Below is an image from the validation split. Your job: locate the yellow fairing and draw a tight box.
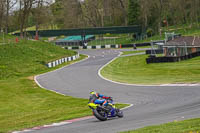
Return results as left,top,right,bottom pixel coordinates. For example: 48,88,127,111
88,103,98,109
108,103,115,108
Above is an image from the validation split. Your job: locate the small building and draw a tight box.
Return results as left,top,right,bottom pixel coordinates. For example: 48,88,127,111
55,35,95,46
163,36,200,57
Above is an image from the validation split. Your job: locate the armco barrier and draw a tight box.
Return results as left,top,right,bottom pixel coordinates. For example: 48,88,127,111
46,53,80,68
64,41,166,50
146,51,200,64
146,49,164,54
65,43,150,50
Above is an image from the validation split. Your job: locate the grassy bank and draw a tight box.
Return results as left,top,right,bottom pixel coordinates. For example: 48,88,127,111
122,118,200,133
0,39,76,79
0,35,128,132
101,54,200,85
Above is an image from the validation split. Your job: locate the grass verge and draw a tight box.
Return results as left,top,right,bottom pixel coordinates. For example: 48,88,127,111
101,54,200,85
121,118,200,133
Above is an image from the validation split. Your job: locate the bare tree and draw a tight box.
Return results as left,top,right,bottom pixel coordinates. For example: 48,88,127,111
19,0,36,38
5,0,17,33
117,0,128,26
80,0,103,27
0,0,5,31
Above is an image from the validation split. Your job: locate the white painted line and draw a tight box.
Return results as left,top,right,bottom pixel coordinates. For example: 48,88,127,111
52,61,56,67
72,56,76,60
59,59,62,64
98,52,200,87
87,46,92,49
105,45,111,48
65,57,68,62
121,103,134,110
43,125,52,128
68,57,71,61
48,63,52,68
96,45,101,49
34,54,90,97
52,122,71,126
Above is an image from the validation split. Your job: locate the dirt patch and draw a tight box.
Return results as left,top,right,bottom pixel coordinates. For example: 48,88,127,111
27,76,34,81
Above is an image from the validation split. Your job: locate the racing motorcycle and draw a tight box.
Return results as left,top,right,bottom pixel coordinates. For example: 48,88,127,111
88,98,123,121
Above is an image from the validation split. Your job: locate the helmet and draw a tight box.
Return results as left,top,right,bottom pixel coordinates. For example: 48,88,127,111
90,91,97,95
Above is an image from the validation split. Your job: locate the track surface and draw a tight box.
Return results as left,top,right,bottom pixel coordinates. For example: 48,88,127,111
34,49,200,133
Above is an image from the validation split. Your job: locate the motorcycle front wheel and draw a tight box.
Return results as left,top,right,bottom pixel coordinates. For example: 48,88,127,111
93,109,107,121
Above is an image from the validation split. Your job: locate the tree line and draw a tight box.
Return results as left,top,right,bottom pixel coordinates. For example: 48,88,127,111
0,0,200,37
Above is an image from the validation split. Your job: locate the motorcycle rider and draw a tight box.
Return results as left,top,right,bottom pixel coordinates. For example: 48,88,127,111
89,91,112,109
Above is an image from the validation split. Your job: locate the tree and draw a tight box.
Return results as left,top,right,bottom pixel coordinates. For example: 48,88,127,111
128,0,140,25
117,0,128,26
0,0,5,31
18,0,36,38
32,0,52,39
5,0,17,33
80,0,103,27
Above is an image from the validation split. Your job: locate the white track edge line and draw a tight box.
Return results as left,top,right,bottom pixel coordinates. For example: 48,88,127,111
98,52,200,87
121,103,134,110
34,54,90,96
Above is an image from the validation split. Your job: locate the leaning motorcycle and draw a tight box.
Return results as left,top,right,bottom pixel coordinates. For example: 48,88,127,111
88,99,123,121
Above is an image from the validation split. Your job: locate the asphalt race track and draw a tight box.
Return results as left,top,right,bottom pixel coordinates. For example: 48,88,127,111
34,49,200,133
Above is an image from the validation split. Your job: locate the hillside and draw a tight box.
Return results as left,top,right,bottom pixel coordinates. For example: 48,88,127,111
0,36,76,79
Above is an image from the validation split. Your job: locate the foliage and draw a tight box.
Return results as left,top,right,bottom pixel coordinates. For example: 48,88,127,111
1,0,200,37
128,0,140,25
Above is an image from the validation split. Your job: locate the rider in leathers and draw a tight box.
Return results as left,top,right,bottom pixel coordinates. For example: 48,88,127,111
89,91,111,108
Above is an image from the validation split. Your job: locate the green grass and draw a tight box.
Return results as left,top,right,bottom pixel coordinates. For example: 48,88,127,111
0,34,17,44
0,35,128,133
0,38,76,79
11,24,59,34
88,37,133,46
121,118,200,133
0,75,91,132
101,54,200,85
122,50,145,56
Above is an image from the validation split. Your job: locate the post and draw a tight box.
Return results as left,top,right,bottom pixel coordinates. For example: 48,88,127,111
184,42,188,55
2,29,5,44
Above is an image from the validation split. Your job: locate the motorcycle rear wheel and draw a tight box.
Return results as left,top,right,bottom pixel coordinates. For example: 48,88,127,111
116,109,123,118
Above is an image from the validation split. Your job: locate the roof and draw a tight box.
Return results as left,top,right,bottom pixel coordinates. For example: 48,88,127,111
165,36,200,47
55,35,94,43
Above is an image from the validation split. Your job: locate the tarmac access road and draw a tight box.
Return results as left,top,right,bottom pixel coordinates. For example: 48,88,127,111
34,49,200,133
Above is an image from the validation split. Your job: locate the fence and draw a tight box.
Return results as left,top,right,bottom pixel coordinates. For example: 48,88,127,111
46,54,79,68
146,51,200,64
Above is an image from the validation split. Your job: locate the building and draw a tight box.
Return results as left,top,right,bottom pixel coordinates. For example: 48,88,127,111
55,35,95,46
164,36,200,57
146,35,200,64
